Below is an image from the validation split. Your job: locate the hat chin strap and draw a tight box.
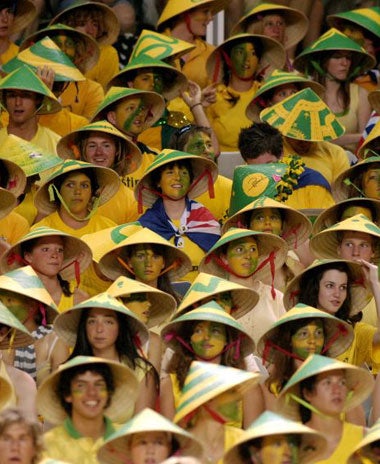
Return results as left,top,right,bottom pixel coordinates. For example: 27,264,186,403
48,184,100,222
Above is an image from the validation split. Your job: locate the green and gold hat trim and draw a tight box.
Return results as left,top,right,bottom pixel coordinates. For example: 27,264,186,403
310,214,380,264
92,86,165,129
284,258,372,316
0,226,92,281
0,65,61,115
107,55,188,101
107,275,177,328
231,2,308,49
257,303,353,360
34,159,120,217
174,360,261,424
56,120,142,177
293,28,375,77
37,355,139,424
53,292,149,348
129,29,196,62
50,1,120,46
161,300,255,355
0,188,16,220
260,87,345,142
98,227,192,282
0,299,33,349
207,33,286,84
157,0,227,30
327,7,380,40
347,418,380,464
224,411,327,464
246,69,325,122
11,0,37,34
98,408,204,464
21,23,100,73
4,37,85,82
277,354,374,422
0,134,62,178
175,271,259,320
135,148,218,209
223,196,312,248
0,265,58,323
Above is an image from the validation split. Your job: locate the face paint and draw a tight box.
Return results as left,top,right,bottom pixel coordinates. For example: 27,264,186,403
291,320,325,359
362,169,380,200
158,163,191,199
208,388,241,422
132,71,164,94
257,434,299,464
225,237,259,277
185,132,216,162
249,208,283,235
0,290,30,322
127,245,165,285
230,42,258,79
122,293,151,325
215,292,233,314
190,320,227,360
340,205,373,222
111,98,149,136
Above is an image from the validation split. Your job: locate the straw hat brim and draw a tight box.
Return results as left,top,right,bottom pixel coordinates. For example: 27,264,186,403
222,197,312,247
0,227,92,281
232,4,309,49
135,153,218,208
0,188,16,220
327,8,380,40
11,0,37,34
0,300,34,349
283,259,372,316
347,420,380,464
34,163,120,216
37,357,139,424
50,1,120,46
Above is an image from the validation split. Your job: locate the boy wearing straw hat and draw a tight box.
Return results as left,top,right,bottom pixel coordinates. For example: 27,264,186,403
39,356,139,464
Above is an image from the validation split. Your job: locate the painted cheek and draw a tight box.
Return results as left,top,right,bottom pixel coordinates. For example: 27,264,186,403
9,304,28,322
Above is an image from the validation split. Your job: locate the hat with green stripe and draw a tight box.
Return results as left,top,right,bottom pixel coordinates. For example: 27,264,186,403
0,65,61,115
107,275,177,328
260,87,345,142
92,86,165,129
129,29,196,62
56,120,142,177
161,300,255,355
174,360,261,424
0,226,92,281
347,417,380,464
21,23,100,73
257,303,354,361
0,299,33,349
53,291,149,348
246,69,325,122
98,408,204,464
224,411,327,464
356,115,380,159
277,354,374,421
0,265,58,324
175,271,259,320
293,28,375,78
135,148,218,208
327,7,380,40
3,37,85,82
107,55,188,101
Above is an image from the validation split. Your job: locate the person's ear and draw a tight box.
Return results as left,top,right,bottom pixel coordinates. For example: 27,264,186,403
107,110,117,125
220,253,228,265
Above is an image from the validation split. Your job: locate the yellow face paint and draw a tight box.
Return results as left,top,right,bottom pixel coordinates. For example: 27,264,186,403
190,320,227,360
362,168,380,200
291,320,325,360
225,237,259,277
258,434,299,464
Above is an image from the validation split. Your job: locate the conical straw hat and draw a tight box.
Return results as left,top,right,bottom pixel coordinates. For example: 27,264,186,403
0,300,33,349
260,87,345,142
50,1,120,46
0,65,61,115
0,188,16,220
347,418,380,464
327,7,380,40
246,69,325,122
0,373,15,413
98,408,204,464
174,360,261,424
0,156,26,198
277,354,374,421
0,227,92,281
56,120,142,177
224,410,327,464
98,227,192,281
231,2,308,49
107,275,177,328
175,272,259,320
37,355,139,424
33,159,120,216
223,196,312,248
283,258,372,317
135,148,218,208
11,0,37,34
257,303,354,360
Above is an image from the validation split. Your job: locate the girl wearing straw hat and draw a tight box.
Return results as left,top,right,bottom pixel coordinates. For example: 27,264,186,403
57,120,142,225
135,149,220,282
293,28,375,153
173,360,262,463
97,408,204,464
53,292,157,413
205,33,285,152
0,266,70,386
277,354,374,463
0,227,91,313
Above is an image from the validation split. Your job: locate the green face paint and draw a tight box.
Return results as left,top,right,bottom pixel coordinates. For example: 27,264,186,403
291,320,325,360
230,42,258,79
185,132,216,161
113,98,149,136
259,434,299,464
190,320,227,359
225,237,259,277
0,290,30,322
